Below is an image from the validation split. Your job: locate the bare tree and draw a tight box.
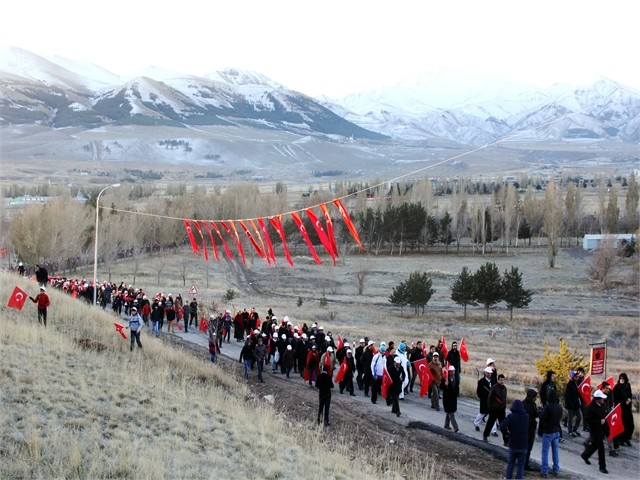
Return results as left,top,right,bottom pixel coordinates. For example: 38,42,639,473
605,184,620,233
355,258,372,295
542,180,564,268
587,235,620,289
625,173,639,230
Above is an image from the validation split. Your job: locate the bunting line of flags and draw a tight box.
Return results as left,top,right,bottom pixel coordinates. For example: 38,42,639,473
182,198,363,268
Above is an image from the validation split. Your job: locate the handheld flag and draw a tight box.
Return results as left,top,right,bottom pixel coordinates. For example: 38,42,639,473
335,359,348,383
114,323,127,339
606,403,625,440
381,368,392,399
440,336,448,361
459,337,469,362
442,362,450,382
199,318,209,333
604,376,615,390
336,335,344,351
579,375,592,405
7,286,28,310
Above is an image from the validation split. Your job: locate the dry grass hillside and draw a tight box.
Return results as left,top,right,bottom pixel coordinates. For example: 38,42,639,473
0,273,438,480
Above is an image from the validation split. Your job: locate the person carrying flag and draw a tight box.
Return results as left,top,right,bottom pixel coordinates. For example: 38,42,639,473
371,344,387,404
127,306,143,351
612,373,634,448
29,286,50,327
338,349,356,396
581,389,610,474
388,357,405,417
428,352,442,411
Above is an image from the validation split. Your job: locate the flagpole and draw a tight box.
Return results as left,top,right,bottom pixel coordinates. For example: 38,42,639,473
93,183,120,306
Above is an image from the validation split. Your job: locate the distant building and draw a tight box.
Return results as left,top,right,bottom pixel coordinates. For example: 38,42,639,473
582,233,636,251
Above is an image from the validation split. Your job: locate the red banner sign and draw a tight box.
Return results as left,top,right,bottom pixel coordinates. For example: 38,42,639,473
590,346,606,375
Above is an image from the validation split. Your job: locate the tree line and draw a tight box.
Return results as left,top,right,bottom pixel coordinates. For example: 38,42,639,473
388,262,532,320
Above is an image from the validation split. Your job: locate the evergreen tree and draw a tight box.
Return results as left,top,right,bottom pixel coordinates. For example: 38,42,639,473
501,266,532,321
474,262,503,321
389,271,435,316
439,211,454,253
450,266,477,320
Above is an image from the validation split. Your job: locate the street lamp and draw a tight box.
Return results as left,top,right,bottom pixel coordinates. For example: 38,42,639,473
93,183,120,306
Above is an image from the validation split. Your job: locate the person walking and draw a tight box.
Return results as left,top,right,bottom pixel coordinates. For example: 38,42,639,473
239,338,253,382
474,366,496,434
500,399,530,479
565,371,583,437
612,373,634,447
253,337,268,383
208,333,220,363
316,365,334,426
371,344,387,404
29,286,50,327
127,306,143,351
388,356,405,417
428,352,442,411
442,365,459,432
483,374,508,443
522,389,539,471
581,390,610,474
339,349,357,396
538,389,562,477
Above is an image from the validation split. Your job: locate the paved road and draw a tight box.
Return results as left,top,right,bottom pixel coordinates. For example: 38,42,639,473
169,327,638,480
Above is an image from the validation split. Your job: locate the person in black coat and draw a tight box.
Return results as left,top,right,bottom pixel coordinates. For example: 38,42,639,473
538,389,563,477
581,390,610,474
442,365,459,432
474,367,495,432
522,389,539,471
339,349,357,396
500,399,530,479
316,365,334,426
445,341,461,385
565,372,583,436
388,357,405,417
484,374,507,443
612,372,634,447
354,339,366,390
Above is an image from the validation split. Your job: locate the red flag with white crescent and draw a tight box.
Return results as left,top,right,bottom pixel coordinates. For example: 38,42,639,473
201,221,219,261
332,198,363,251
306,207,336,265
184,219,200,254
319,203,338,255
291,211,322,264
199,318,209,333
7,286,28,310
220,221,246,264
606,403,625,440
210,222,233,260
258,217,276,263
381,368,392,399
114,323,127,339
192,220,208,261
269,216,294,267
460,337,469,362
604,376,615,390
442,361,450,382
249,219,270,264
239,220,266,260
579,375,592,405
440,336,448,361
334,359,348,383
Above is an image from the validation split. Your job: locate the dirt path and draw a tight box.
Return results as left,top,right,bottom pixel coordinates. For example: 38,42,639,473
160,330,639,479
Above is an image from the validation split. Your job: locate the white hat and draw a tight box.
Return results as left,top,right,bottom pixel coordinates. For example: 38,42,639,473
281,334,286,339
448,365,456,371
360,338,365,343
284,316,289,323
486,358,495,365
432,352,439,357
254,329,260,334
302,333,308,339
594,390,607,399
319,326,324,330
346,349,352,354
286,345,292,351
394,357,402,364
327,346,333,352
310,335,315,340
261,333,267,337
344,342,350,347
40,286,46,291
380,341,386,347
294,333,299,338
484,367,493,373
368,340,375,346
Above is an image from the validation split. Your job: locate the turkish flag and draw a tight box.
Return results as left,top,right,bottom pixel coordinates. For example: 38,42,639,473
442,362,450,382
7,286,28,310
413,358,431,398
175,320,183,331
579,375,592,405
199,318,209,333
604,376,615,390
335,359,348,383
460,338,469,362
336,335,344,351
381,368,392,399
606,403,625,440
114,323,127,339
440,336,448,361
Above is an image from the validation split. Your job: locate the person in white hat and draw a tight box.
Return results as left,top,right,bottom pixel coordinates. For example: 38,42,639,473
320,346,336,377
474,366,498,435
443,365,459,432
581,389,610,474
388,356,405,417
29,286,50,327
361,341,376,398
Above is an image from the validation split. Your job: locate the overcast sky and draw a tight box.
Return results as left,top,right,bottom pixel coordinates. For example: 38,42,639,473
1,0,638,98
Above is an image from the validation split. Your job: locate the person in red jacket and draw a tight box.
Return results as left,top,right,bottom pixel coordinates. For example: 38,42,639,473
29,286,50,327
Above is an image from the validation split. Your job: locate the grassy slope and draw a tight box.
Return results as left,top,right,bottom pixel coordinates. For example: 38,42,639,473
1,273,431,480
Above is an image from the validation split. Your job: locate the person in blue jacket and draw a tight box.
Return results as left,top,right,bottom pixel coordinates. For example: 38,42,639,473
500,399,530,479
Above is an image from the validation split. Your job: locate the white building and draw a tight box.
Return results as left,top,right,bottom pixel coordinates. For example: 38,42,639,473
582,233,636,251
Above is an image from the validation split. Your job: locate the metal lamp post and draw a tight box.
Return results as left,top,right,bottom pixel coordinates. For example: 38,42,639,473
93,183,120,306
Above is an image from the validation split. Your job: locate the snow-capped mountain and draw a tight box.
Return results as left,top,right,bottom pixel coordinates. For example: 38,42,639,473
0,46,638,177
